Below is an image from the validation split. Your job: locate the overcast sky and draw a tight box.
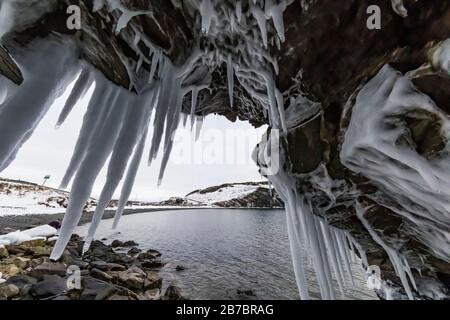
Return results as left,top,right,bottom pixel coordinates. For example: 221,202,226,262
2,81,267,201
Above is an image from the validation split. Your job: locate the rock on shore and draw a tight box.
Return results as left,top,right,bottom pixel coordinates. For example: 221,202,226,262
0,231,183,300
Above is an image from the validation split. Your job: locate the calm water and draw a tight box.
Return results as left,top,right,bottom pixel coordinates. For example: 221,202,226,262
76,209,377,300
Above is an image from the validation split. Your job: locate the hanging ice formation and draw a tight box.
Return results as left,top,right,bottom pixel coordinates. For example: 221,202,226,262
254,132,357,299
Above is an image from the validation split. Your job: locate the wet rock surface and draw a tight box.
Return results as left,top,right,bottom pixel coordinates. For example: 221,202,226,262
0,230,183,300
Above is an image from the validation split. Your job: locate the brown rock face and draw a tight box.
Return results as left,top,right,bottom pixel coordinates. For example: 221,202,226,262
1,0,449,299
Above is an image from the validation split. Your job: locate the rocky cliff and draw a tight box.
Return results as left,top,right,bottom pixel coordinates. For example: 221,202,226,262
0,0,449,299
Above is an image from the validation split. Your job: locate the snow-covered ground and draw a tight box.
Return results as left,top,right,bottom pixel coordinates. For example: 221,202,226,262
186,183,269,206
0,179,73,216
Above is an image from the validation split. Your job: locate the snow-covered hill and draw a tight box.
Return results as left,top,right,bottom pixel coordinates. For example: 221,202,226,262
0,178,94,216
159,182,284,208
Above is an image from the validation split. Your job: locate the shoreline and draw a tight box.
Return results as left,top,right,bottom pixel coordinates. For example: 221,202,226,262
0,206,284,232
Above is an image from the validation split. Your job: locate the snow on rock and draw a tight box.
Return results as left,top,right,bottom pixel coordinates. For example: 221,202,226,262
21,224,57,238
186,183,266,205
185,182,283,207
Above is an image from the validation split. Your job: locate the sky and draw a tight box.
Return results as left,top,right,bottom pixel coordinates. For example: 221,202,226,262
1,80,267,201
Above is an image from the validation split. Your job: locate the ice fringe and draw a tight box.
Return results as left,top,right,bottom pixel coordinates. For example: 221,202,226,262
254,130,358,299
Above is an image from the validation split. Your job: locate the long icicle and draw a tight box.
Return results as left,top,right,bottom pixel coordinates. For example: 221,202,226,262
50,89,128,260
56,68,94,128
59,81,111,189
82,90,155,252
112,127,148,230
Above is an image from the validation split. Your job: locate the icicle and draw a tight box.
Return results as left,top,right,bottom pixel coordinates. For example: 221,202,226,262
251,5,268,48
356,203,415,299
51,89,129,260
285,198,310,299
265,0,286,42
93,0,105,12
195,116,204,141
391,0,408,17
60,81,112,189
338,231,354,285
313,217,336,299
135,55,143,73
275,89,287,133
262,72,281,129
112,128,148,230
0,40,79,172
226,55,234,109
190,87,199,129
148,49,160,84
321,221,346,296
82,90,155,252
236,1,242,23
148,61,175,164
56,68,94,128
200,0,214,35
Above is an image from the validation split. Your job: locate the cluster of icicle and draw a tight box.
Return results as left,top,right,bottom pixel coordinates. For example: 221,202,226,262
195,0,290,133
254,132,366,299
0,35,209,261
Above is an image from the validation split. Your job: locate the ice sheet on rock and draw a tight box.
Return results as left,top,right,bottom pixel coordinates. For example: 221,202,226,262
341,65,450,261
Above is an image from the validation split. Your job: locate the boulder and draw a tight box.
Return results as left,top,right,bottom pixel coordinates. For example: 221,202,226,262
128,247,141,256
29,262,67,279
0,284,19,299
106,263,126,271
146,249,162,257
32,246,52,258
90,260,108,271
0,246,8,258
0,264,20,278
175,265,186,271
141,259,164,269
110,240,124,248
144,288,160,300
90,268,112,282
31,275,67,298
80,276,118,300
163,285,184,300
30,257,49,268
12,257,30,270
143,271,162,290
118,272,144,291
